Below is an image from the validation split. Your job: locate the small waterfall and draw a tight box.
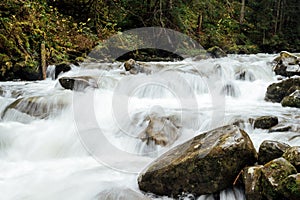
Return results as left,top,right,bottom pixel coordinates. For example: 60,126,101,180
46,65,56,80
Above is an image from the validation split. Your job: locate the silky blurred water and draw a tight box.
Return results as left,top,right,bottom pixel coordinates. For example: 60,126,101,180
0,54,299,200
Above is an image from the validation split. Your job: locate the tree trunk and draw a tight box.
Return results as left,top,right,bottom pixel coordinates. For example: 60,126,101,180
274,0,281,34
240,0,245,23
40,42,47,80
197,12,203,34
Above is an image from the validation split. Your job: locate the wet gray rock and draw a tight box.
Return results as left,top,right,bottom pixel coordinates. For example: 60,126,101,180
282,146,300,172
265,77,300,103
258,140,290,165
273,51,300,77
207,46,227,58
59,76,98,91
138,125,257,196
281,90,300,108
260,158,297,200
253,116,278,129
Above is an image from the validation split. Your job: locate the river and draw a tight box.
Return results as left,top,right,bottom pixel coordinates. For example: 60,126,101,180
0,54,299,200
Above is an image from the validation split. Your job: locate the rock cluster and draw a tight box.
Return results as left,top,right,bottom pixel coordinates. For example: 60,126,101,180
138,126,300,199
266,51,300,108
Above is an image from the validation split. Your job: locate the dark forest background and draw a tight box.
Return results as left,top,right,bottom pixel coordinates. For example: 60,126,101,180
1,0,299,80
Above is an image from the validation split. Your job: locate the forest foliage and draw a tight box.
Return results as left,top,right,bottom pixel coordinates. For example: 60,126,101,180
0,0,299,80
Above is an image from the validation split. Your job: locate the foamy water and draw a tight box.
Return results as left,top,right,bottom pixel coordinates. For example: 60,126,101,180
0,54,299,199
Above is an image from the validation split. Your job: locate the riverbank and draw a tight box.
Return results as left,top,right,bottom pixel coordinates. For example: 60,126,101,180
1,0,299,81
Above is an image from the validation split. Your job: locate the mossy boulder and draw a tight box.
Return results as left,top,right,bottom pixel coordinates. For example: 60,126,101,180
242,165,264,200
260,158,297,200
282,146,300,172
258,140,290,165
253,116,278,129
138,125,257,197
281,90,300,108
265,77,300,103
278,173,300,200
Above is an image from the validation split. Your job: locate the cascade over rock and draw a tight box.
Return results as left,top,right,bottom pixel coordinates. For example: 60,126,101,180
138,125,257,197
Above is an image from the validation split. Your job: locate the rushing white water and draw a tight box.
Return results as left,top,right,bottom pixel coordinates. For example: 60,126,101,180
0,54,299,200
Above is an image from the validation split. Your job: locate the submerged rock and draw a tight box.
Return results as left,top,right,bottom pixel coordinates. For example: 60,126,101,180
269,123,292,132
97,188,151,200
2,95,68,119
58,76,98,91
282,146,300,172
281,90,300,108
235,69,255,81
260,158,297,200
258,140,290,165
138,113,181,147
220,82,240,97
253,116,278,129
278,173,300,200
265,77,300,103
138,125,257,197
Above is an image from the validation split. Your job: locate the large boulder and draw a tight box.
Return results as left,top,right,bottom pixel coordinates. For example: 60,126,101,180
258,140,290,165
260,158,297,200
278,173,300,200
253,116,278,129
138,125,257,197
281,90,300,108
265,77,300,103
282,146,300,172
58,76,98,91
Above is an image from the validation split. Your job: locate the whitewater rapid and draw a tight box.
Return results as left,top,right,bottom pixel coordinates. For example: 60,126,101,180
0,54,299,200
